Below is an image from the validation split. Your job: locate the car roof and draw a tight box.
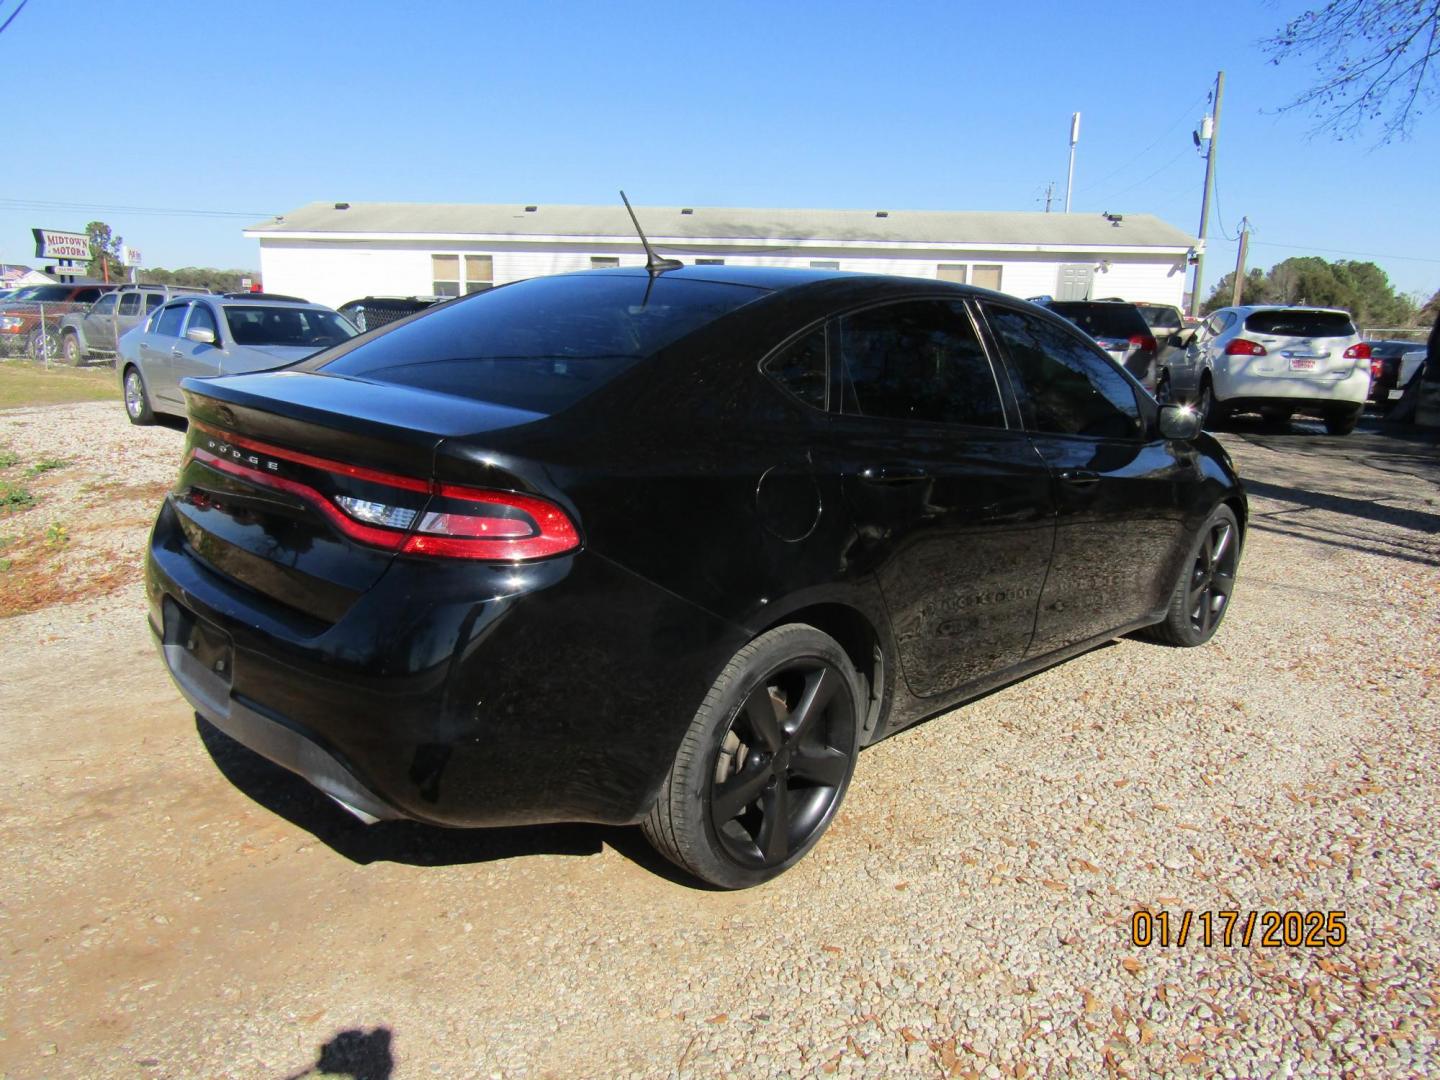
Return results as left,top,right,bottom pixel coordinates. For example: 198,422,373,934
575,263,1017,300
165,295,334,312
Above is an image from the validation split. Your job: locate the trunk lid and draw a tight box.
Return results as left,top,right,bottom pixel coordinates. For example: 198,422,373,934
173,371,544,623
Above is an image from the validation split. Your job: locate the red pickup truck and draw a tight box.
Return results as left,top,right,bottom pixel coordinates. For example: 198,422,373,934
0,282,119,359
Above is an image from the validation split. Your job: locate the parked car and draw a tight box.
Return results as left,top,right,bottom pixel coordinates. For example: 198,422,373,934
1365,339,1427,404
1169,306,1371,434
337,295,445,332
57,284,209,365
1033,298,1161,394
118,295,357,424
146,266,1246,888
0,282,119,359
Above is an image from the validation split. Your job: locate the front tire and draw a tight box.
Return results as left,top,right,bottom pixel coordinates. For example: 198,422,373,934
1141,504,1240,647
643,624,863,889
123,365,155,426
1195,373,1226,429
62,332,85,366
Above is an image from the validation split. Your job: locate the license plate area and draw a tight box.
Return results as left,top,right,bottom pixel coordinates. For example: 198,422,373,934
163,597,233,685
1289,358,1317,371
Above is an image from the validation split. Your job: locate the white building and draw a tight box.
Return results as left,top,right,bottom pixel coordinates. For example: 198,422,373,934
244,202,1198,311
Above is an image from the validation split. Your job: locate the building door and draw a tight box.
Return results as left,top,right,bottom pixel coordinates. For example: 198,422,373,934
1056,265,1094,300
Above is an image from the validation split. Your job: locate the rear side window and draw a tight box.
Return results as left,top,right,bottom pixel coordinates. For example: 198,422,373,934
154,303,188,337
1048,302,1148,339
145,294,165,312
316,274,766,413
118,293,142,316
1244,310,1355,337
986,307,1142,439
764,327,827,410
836,300,1005,428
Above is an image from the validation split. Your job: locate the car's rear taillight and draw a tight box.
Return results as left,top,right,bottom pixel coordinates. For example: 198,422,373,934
187,422,580,561
1129,334,1157,353
1224,339,1267,356
1344,342,1372,360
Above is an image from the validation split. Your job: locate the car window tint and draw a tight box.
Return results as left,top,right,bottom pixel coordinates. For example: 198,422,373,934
154,303,189,338
837,300,1004,427
1136,304,1182,329
315,274,766,414
986,306,1142,439
1048,302,1147,339
90,293,118,315
74,288,103,303
763,327,827,409
145,294,165,312
1243,310,1355,337
223,306,356,348
118,293,142,316
185,303,218,337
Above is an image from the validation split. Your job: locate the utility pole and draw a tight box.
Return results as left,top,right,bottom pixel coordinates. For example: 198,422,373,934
1064,112,1081,212
1043,181,1055,213
1189,71,1224,316
1230,217,1250,307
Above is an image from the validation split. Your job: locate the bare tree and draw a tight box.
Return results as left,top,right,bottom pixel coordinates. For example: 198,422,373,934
1265,0,1440,141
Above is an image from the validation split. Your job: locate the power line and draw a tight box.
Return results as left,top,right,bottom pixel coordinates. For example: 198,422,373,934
0,0,29,37
1092,145,1193,206
0,198,275,220
1247,239,1440,265
1079,91,1208,201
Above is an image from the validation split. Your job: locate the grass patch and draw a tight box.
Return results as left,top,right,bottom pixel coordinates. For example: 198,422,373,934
1,480,35,513
0,448,16,468
0,362,120,409
27,457,70,476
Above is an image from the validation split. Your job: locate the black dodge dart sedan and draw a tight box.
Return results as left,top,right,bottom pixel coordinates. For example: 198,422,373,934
148,266,1245,888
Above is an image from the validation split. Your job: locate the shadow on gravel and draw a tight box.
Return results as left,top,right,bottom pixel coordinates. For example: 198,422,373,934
195,716,708,887
1243,478,1440,537
284,1025,393,1080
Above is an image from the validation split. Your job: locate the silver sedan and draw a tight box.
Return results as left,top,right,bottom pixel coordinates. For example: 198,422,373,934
118,295,358,424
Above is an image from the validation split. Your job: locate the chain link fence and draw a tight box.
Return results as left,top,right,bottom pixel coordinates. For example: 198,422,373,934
0,301,91,365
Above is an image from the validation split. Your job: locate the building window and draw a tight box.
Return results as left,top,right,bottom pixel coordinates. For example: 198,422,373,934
936,263,967,284
432,254,494,297
695,258,725,265
972,264,1003,291
810,260,840,270
590,256,620,269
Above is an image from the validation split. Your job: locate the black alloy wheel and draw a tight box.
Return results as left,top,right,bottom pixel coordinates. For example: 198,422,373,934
644,624,863,888
1142,504,1240,647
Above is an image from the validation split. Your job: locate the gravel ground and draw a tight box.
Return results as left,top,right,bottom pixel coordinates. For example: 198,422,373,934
1,403,1437,1079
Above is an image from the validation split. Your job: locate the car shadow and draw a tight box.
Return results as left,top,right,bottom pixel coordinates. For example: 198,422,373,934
194,715,704,886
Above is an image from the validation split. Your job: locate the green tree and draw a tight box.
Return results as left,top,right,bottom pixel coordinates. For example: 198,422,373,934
84,220,125,282
137,266,255,293
1264,1,1440,142
1200,256,1418,326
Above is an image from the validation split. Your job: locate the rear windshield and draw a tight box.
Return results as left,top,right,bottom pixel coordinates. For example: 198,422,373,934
1047,302,1147,339
1244,310,1355,338
225,306,357,348
315,273,767,413
1135,304,1183,329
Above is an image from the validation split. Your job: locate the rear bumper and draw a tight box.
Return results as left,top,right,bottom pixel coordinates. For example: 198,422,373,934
1214,364,1368,408
147,497,748,828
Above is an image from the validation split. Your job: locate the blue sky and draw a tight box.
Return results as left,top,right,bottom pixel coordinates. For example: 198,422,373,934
2,0,1436,304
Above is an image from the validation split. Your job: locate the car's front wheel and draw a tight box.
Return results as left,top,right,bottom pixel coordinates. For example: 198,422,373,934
62,332,85,367
123,365,155,426
643,624,863,889
1141,504,1240,647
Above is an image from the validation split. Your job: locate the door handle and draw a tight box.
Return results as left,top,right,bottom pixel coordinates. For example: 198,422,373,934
1058,469,1100,486
859,464,930,484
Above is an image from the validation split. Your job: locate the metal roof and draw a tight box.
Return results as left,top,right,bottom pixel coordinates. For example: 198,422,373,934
246,202,1196,250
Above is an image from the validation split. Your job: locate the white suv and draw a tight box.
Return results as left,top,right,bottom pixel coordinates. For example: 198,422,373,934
1169,306,1370,434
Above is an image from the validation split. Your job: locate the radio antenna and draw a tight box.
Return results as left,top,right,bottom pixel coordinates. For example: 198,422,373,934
620,190,683,273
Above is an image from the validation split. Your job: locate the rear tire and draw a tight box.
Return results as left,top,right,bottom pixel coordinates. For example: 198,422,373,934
1324,407,1360,435
1140,504,1240,648
643,624,863,889
1195,373,1226,429
123,365,155,426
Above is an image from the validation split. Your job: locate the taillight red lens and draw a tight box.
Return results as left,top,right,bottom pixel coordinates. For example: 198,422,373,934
1370,358,1384,378
1224,338,1267,356
187,422,580,561
1129,334,1157,353
1344,342,1372,360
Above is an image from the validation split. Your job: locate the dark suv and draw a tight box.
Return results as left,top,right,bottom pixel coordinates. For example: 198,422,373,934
0,282,120,359
1035,299,1160,394
337,295,444,333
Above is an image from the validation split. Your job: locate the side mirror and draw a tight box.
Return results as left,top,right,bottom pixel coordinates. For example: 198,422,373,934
1157,403,1201,440
185,327,216,345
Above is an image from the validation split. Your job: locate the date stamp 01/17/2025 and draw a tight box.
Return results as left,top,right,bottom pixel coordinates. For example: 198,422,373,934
1131,910,1348,948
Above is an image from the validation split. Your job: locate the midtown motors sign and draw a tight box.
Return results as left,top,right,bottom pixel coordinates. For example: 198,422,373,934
32,229,92,261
